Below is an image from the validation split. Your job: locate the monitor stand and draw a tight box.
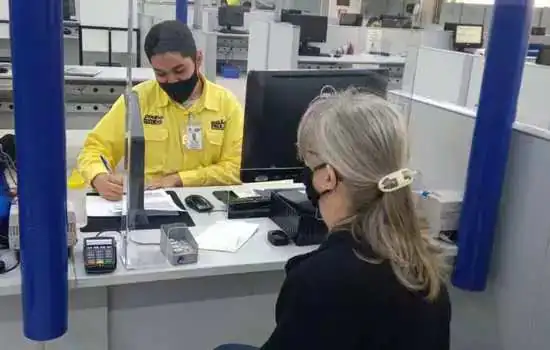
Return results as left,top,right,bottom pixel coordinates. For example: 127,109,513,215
299,42,321,56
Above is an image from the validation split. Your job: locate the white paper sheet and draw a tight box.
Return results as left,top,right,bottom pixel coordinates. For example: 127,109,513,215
86,190,183,217
195,221,259,253
232,188,260,198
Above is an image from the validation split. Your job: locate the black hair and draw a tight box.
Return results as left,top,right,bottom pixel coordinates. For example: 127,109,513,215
144,20,197,62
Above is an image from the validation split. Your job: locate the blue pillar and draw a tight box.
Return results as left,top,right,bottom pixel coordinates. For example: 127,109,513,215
452,0,533,291
9,0,68,341
176,0,189,24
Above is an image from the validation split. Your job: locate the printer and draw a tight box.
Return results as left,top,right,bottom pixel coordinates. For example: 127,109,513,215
8,201,78,250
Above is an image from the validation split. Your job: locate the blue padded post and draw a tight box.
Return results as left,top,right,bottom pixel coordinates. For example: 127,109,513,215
452,0,533,291
9,0,68,340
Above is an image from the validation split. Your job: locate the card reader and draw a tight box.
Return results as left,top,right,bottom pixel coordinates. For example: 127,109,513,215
83,237,117,274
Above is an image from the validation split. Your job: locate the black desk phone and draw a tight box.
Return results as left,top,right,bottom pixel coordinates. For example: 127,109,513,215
83,237,117,274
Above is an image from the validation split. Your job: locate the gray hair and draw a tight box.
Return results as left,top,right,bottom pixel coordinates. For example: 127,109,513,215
297,90,448,300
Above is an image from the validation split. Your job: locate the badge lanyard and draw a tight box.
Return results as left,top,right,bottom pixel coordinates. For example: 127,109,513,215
185,113,202,150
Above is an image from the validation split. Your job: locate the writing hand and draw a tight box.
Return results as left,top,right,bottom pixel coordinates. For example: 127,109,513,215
92,173,124,201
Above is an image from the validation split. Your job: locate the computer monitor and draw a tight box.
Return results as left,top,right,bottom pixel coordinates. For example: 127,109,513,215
241,69,389,183
280,8,302,22
297,15,328,43
125,91,147,229
532,27,546,36
453,24,484,50
444,22,458,32
340,13,363,27
63,0,76,20
218,6,244,29
281,14,328,55
536,45,550,66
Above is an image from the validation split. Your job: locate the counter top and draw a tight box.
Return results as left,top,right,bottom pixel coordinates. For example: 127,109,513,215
0,65,247,103
0,66,155,83
0,181,316,295
0,65,248,85
298,53,406,65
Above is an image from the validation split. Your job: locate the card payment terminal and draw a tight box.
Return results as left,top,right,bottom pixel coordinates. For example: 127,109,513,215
83,237,117,274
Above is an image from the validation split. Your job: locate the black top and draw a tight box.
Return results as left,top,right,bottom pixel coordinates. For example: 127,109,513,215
261,230,451,350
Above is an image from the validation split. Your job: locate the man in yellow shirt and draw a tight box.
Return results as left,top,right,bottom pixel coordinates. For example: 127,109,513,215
77,20,244,201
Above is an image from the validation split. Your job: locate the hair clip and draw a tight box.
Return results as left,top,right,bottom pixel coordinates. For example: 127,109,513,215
319,85,337,97
378,168,417,193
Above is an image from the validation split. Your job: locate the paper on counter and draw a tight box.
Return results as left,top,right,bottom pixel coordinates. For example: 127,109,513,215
86,189,183,217
64,67,101,77
195,221,259,253
232,188,260,199
112,189,182,213
86,195,118,217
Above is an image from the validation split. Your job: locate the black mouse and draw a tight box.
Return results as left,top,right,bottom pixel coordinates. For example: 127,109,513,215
185,194,214,213
0,67,8,74
268,229,290,246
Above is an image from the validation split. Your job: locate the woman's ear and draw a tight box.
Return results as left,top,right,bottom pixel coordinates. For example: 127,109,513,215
318,164,338,192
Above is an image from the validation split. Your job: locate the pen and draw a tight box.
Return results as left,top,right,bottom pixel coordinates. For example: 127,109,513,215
100,155,112,174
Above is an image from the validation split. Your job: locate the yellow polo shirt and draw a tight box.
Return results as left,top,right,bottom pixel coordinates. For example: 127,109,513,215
76,76,244,187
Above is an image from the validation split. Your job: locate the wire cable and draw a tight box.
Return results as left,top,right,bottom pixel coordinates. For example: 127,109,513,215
96,229,160,246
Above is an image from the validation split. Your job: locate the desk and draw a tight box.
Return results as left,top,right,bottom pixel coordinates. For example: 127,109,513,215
210,31,250,39
0,68,247,128
0,182,316,350
0,65,247,85
298,54,406,90
0,66,155,84
298,53,406,66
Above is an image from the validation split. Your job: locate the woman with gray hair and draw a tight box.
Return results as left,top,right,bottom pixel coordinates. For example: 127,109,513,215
215,91,451,350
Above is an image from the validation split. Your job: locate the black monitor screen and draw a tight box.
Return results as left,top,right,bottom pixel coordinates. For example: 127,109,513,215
283,14,328,43
536,45,550,66
281,8,302,22
444,22,458,32
218,6,244,27
241,69,389,182
63,0,76,20
340,13,363,27
532,27,546,35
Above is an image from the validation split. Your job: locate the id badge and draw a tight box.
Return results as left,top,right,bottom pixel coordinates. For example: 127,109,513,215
186,124,203,150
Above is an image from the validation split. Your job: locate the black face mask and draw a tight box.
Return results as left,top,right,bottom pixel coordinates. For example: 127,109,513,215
303,164,331,207
159,70,199,103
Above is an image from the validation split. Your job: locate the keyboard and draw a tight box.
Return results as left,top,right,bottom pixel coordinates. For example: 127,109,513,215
217,28,249,35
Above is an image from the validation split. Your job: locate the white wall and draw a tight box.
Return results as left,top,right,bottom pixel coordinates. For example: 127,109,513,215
408,47,472,105
466,56,550,130
0,0,8,21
